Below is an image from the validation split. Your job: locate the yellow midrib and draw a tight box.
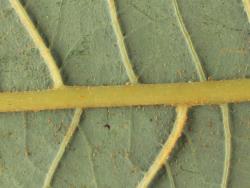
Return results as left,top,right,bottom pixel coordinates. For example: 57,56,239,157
0,79,250,112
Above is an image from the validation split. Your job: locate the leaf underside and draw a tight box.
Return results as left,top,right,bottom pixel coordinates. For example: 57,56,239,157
0,0,250,188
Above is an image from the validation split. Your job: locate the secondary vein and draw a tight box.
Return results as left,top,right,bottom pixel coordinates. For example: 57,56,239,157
9,1,84,188
9,0,63,88
172,0,232,187
107,0,138,84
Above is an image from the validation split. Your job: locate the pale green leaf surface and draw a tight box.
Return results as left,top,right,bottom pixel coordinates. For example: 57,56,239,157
0,0,250,188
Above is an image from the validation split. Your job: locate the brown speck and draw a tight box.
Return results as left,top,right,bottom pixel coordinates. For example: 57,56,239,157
104,124,111,130
8,132,13,137
25,147,31,157
208,76,213,81
208,120,213,128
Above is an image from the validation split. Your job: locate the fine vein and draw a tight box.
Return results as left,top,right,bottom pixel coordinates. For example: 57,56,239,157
172,1,231,188
137,106,188,188
107,0,138,84
243,0,250,22
172,0,206,81
165,162,176,188
9,1,84,188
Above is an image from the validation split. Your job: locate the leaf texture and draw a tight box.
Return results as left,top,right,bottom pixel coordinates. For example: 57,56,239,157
0,0,250,188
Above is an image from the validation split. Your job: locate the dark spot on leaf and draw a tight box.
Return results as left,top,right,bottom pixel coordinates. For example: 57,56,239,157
179,133,188,146
104,124,111,130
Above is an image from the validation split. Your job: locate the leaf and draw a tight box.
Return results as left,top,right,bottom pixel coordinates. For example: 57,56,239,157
1,0,250,188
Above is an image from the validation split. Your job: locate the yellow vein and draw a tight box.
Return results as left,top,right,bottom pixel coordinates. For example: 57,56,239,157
137,0,206,186
220,107,231,188
43,109,82,188
9,1,84,187
243,0,250,22
107,0,138,84
0,79,250,112
136,106,187,188
172,1,231,187
220,104,231,188
172,0,206,81
9,0,63,88
137,106,188,188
